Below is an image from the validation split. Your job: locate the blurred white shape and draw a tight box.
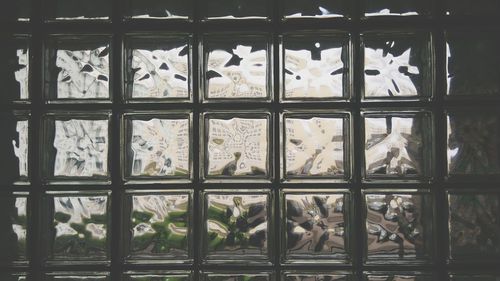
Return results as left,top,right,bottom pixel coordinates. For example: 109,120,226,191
12,120,29,178
15,48,29,100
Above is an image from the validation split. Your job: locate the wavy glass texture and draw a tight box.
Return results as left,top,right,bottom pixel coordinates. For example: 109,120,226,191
447,113,500,175
205,40,268,99
363,0,428,16
0,196,27,262
15,46,29,100
205,193,269,259
206,117,268,177
129,0,192,19
283,0,348,18
364,116,425,178
48,0,111,20
285,193,346,260
446,32,500,97
1,38,29,101
125,274,190,280
450,275,500,281
205,274,270,281
365,194,429,260
363,34,428,99
129,118,190,178
285,274,350,281
448,193,500,259
128,43,189,99
128,194,190,260
446,0,500,16
203,0,268,19
283,37,347,99
366,275,432,281
285,117,344,177
52,119,109,177
54,46,110,99
12,120,29,179
50,195,109,261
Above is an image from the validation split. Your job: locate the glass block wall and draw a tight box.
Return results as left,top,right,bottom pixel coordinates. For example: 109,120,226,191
1,0,500,280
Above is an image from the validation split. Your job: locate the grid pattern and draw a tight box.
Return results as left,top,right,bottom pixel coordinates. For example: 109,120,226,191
1,0,500,280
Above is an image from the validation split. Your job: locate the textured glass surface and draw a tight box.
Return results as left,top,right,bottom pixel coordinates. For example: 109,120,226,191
204,36,269,99
364,115,428,178
206,117,269,177
285,193,346,260
13,120,29,179
48,195,109,261
363,33,430,99
129,0,192,19
283,0,348,18
285,274,350,281
448,193,500,259
365,275,432,281
205,273,270,281
128,118,190,178
450,275,500,281
46,273,110,280
125,273,191,280
203,0,268,19
446,31,500,97
365,193,430,260
53,119,109,177
204,193,269,260
1,38,29,101
47,0,111,20
363,0,429,16
127,193,190,260
446,0,500,16
447,112,500,175
126,38,190,99
283,35,348,100
284,117,344,177
0,196,27,262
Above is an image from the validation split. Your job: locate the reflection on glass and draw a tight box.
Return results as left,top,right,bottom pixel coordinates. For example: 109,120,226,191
12,120,28,178
129,45,189,99
205,273,270,281
207,117,268,177
365,194,428,260
285,274,350,281
363,0,426,16
50,195,109,261
46,273,110,281
0,196,27,262
447,113,500,175
128,194,190,259
285,117,344,177
285,194,346,259
15,47,29,100
55,46,110,99
129,119,189,177
125,273,190,281
364,116,424,177
204,0,268,19
129,0,191,19
366,275,432,281
205,193,268,258
53,119,109,177
283,0,347,18
448,193,500,259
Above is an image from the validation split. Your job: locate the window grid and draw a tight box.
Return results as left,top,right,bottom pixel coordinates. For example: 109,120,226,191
1,0,499,280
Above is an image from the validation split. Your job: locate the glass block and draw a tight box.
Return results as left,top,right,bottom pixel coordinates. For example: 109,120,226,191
0,112,29,184
282,33,350,101
450,275,500,281
124,36,191,101
283,114,348,180
283,191,348,262
44,36,111,101
0,193,28,264
46,0,111,20
362,32,431,100
204,113,270,179
448,192,500,260
124,113,191,181
0,36,30,102
204,272,272,281
125,191,191,262
45,272,110,280
202,0,269,19
363,0,429,16
365,274,433,281
447,111,500,176
284,273,351,281
363,112,432,180
43,113,111,181
0,273,28,281
364,192,432,262
446,0,500,16
45,192,110,263
283,0,349,18
127,0,192,19
446,31,500,97
124,272,191,281
203,34,271,101
203,191,271,262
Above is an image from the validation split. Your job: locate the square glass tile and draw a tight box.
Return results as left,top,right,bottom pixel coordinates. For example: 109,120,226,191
364,192,432,262
125,36,191,101
46,0,111,20
284,273,351,280
203,191,270,262
0,113,29,184
124,272,191,280
362,32,431,100
363,112,432,180
447,111,500,176
202,0,269,19
204,114,270,179
44,36,111,101
446,31,500,97
446,0,500,16
283,0,349,18
283,114,348,179
448,192,500,260
283,191,348,261
0,36,30,102
363,0,430,16
45,273,110,280
124,114,191,180
203,34,271,101
45,193,110,263
0,194,28,264
203,273,271,281
364,274,433,280
125,192,191,262
282,33,350,101
127,0,192,19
